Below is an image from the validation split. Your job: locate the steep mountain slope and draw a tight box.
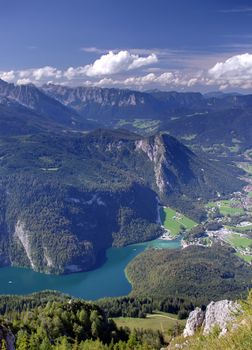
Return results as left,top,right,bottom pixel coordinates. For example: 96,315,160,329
0,97,66,136
0,128,243,274
0,79,95,130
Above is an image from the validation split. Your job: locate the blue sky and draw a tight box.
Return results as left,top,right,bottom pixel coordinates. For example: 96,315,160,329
1,0,252,91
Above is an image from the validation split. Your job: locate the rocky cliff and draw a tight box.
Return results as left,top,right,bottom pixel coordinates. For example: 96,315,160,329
183,299,241,337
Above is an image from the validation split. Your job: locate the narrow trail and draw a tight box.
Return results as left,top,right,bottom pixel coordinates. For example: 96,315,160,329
146,314,178,321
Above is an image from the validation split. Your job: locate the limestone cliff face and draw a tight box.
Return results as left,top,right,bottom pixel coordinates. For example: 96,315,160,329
135,135,170,194
14,220,35,269
183,300,241,338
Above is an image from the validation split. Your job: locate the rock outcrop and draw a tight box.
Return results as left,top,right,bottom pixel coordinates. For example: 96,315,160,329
203,300,240,336
183,307,205,337
183,300,241,337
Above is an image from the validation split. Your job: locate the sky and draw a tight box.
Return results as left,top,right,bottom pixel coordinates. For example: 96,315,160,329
0,0,252,92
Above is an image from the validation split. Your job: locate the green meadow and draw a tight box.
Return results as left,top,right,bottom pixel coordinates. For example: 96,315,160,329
159,207,197,236
113,312,185,341
226,233,252,249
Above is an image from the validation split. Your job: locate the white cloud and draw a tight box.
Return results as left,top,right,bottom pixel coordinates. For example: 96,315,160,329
0,70,15,82
81,47,107,54
1,52,252,91
16,78,32,85
208,53,252,89
17,66,62,82
64,66,87,80
63,50,157,79
88,72,199,90
31,66,62,80
83,50,158,77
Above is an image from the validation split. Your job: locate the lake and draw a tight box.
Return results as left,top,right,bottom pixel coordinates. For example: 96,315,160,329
0,238,181,300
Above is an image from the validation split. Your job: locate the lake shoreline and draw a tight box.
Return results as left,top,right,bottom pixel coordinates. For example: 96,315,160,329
0,237,181,300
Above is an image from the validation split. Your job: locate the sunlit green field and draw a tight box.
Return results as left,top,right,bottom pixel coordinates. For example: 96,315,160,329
236,252,252,263
159,207,197,236
113,312,185,341
226,233,252,249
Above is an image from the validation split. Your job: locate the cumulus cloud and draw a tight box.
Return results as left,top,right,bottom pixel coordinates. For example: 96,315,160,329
31,66,62,80
208,53,252,89
16,78,32,85
1,51,252,91
87,71,199,90
82,50,158,77
0,70,15,82
63,50,158,79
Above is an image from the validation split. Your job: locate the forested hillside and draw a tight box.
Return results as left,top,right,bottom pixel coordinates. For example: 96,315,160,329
0,126,243,274
126,245,252,304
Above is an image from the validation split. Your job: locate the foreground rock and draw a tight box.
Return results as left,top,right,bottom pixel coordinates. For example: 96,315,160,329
183,307,205,337
183,300,240,337
203,300,240,336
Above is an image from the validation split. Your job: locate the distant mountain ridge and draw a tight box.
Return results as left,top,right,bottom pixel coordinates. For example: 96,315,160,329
41,83,252,151
0,79,95,130
1,79,251,150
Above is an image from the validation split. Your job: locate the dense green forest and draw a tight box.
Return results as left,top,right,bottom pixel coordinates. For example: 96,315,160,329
126,245,252,305
0,293,165,350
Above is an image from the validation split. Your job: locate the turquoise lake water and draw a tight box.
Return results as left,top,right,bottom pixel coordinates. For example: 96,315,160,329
0,238,180,300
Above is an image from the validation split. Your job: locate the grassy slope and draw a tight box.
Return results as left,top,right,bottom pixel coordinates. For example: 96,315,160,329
113,312,185,342
226,234,252,249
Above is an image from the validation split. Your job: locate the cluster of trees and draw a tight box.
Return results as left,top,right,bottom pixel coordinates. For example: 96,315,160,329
184,221,223,240
98,296,194,320
0,295,164,350
112,207,162,248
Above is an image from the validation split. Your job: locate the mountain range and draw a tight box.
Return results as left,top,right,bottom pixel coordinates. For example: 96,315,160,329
0,79,251,153
0,79,248,274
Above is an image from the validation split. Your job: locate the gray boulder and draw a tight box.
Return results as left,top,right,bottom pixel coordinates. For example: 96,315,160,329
183,299,241,338
183,307,205,337
203,300,240,336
